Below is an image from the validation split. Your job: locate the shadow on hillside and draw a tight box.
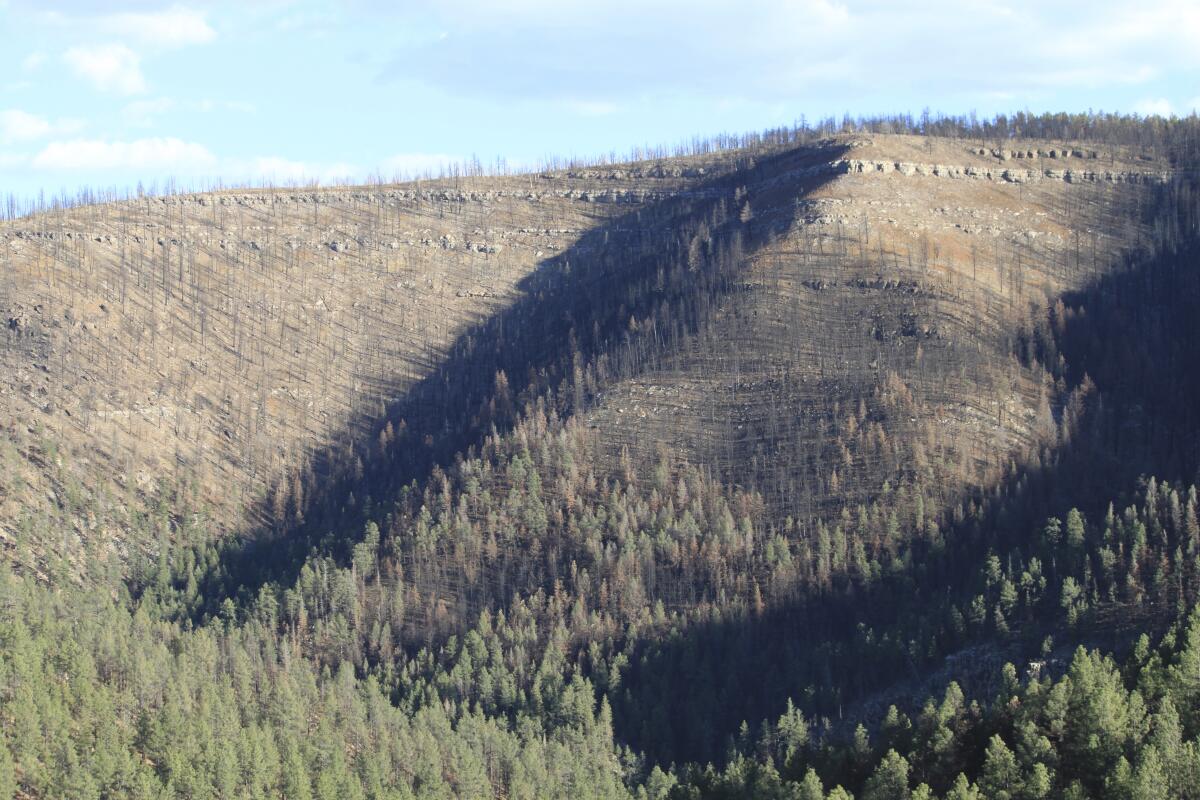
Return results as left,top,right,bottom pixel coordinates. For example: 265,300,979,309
194,141,853,607
606,220,1200,768
162,136,1200,772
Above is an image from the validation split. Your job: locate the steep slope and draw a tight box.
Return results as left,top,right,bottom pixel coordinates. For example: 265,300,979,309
2,116,1200,800
586,135,1168,520
0,133,1173,580
0,154,748,574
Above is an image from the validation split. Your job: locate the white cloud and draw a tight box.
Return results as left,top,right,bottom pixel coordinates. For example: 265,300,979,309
1,109,55,142
1135,98,1174,117
122,97,176,126
275,8,339,35
123,98,256,127
196,99,256,114
99,5,215,48
245,157,359,183
30,137,216,171
0,109,82,143
20,51,46,72
64,44,146,94
565,100,620,117
388,0,855,101
383,0,1198,110
15,138,361,187
379,152,458,177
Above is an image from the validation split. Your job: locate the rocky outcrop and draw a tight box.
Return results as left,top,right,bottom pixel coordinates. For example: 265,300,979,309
840,158,1173,185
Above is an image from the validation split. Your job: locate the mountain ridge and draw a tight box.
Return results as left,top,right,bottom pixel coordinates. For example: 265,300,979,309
0,132,1172,578
2,114,1200,799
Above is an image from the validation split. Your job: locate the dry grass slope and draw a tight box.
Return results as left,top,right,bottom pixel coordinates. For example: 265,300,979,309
0,133,1172,575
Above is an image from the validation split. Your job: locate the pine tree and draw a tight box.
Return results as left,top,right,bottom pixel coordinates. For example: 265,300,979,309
796,768,824,800
775,699,809,767
862,750,910,800
0,738,15,800
1130,746,1169,800
978,735,1019,800
943,773,981,800
1023,763,1053,800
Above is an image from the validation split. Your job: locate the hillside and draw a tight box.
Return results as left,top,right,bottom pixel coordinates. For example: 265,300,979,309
0,133,1169,576
0,150,748,574
584,135,1168,518
2,114,1200,800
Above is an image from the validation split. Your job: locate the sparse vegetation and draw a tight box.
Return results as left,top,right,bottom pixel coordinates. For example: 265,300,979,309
1,112,1200,798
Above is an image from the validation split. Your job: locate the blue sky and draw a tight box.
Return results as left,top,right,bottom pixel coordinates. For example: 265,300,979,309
2,0,1199,200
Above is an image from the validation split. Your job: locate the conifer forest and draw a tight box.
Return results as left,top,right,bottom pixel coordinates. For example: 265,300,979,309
3,111,1200,798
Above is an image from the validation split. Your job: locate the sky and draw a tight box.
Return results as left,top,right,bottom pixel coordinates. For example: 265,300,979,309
1,0,1199,201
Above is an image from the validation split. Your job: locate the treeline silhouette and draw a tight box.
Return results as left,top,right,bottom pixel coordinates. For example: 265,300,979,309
8,108,1196,222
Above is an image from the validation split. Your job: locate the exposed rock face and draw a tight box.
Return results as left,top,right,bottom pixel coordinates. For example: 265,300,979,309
841,158,1171,184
